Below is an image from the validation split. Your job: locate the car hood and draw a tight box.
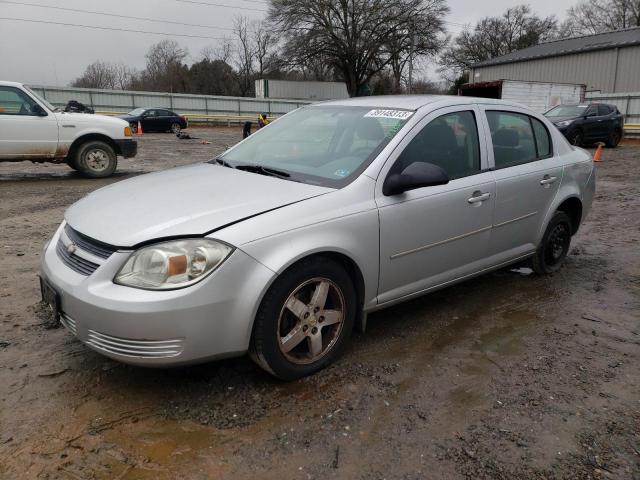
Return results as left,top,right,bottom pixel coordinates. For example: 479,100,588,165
54,111,128,127
118,115,138,122
65,163,333,247
545,115,579,124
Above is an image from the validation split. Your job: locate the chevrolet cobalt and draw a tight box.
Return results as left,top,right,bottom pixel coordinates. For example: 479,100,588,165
40,96,595,380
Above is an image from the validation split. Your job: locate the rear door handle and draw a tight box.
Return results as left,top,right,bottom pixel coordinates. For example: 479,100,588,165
468,192,491,204
540,175,558,186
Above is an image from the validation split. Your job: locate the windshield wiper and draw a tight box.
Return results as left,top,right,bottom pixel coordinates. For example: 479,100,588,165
212,157,234,168
235,164,291,178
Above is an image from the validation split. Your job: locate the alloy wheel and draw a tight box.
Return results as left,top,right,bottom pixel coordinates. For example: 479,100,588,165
277,278,345,365
171,123,181,134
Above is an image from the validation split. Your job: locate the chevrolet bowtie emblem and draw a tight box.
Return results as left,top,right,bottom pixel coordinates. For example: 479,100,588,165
67,243,77,254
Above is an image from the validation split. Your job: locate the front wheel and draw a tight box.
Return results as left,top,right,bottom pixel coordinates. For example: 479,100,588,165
75,141,117,178
250,257,356,380
531,211,572,274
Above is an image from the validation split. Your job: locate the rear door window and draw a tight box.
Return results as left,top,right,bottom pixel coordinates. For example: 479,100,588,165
486,111,537,168
531,117,552,158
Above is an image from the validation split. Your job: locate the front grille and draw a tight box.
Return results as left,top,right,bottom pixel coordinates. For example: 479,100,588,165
86,330,184,358
60,313,77,336
65,225,118,259
56,239,100,276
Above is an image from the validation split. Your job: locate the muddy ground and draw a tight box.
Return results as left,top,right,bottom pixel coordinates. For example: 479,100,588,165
1,128,638,479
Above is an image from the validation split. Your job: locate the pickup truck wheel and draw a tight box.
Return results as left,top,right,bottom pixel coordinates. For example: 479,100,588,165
605,129,621,148
76,141,117,178
531,211,572,275
66,157,79,171
170,122,181,134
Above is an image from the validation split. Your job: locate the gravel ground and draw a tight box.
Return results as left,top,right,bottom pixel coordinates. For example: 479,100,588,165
1,128,639,479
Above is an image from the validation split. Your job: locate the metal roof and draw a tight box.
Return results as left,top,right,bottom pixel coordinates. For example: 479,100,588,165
472,27,640,68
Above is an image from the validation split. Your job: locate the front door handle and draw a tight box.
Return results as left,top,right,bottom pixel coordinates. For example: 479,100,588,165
468,192,491,204
540,175,558,186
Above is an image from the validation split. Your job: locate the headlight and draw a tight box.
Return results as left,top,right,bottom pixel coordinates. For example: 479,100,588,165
124,126,133,137
555,120,573,127
114,239,232,290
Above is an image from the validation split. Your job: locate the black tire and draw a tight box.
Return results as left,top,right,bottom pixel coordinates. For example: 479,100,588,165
567,129,583,147
170,122,181,134
250,257,356,380
605,129,622,148
66,157,79,171
75,140,117,178
531,211,572,275
129,122,138,134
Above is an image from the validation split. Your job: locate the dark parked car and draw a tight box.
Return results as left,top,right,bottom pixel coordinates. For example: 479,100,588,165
544,103,623,147
119,108,188,134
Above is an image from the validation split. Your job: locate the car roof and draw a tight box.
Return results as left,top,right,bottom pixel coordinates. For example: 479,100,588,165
0,80,25,88
314,94,533,111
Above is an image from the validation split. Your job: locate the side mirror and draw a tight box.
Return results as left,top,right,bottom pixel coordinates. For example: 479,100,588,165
383,162,449,196
31,104,47,116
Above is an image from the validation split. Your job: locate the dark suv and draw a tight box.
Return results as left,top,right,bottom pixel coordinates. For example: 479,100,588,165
544,103,624,147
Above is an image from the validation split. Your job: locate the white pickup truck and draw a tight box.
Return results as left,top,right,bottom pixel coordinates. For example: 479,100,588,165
0,81,137,178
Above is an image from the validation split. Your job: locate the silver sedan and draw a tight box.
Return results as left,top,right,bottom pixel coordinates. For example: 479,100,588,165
40,96,595,379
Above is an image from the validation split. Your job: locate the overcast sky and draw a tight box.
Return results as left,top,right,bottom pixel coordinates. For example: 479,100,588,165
0,0,567,86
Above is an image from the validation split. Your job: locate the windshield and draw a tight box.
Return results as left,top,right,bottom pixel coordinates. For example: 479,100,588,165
23,86,56,112
545,105,588,117
220,105,413,187
128,108,146,116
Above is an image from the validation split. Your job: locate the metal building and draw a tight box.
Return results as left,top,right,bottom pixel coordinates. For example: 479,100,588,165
469,27,640,94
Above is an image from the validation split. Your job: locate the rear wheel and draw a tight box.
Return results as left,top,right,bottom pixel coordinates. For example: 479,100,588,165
75,141,117,178
170,122,181,134
605,129,621,148
250,257,356,380
531,211,572,274
567,129,583,147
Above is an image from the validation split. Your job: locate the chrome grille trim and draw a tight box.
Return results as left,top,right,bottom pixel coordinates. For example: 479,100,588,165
60,313,77,336
64,225,118,259
86,330,184,358
56,239,100,275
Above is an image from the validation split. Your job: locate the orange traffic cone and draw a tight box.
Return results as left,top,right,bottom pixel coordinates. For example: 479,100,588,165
594,142,604,162
137,121,143,137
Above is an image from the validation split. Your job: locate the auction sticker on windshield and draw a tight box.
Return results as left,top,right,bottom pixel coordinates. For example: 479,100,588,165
364,109,414,120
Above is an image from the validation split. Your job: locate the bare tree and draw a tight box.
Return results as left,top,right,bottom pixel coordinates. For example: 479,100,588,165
71,61,117,89
201,38,234,64
231,17,256,96
269,0,449,96
439,5,558,78
563,0,640,35
112,63,136,90
142,39,189,92
253,20,279,77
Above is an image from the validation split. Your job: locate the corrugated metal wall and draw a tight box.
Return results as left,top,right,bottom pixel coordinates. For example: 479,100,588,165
254,79,349,100
470,45,640,94
28,85,310,117
501,81,584,112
